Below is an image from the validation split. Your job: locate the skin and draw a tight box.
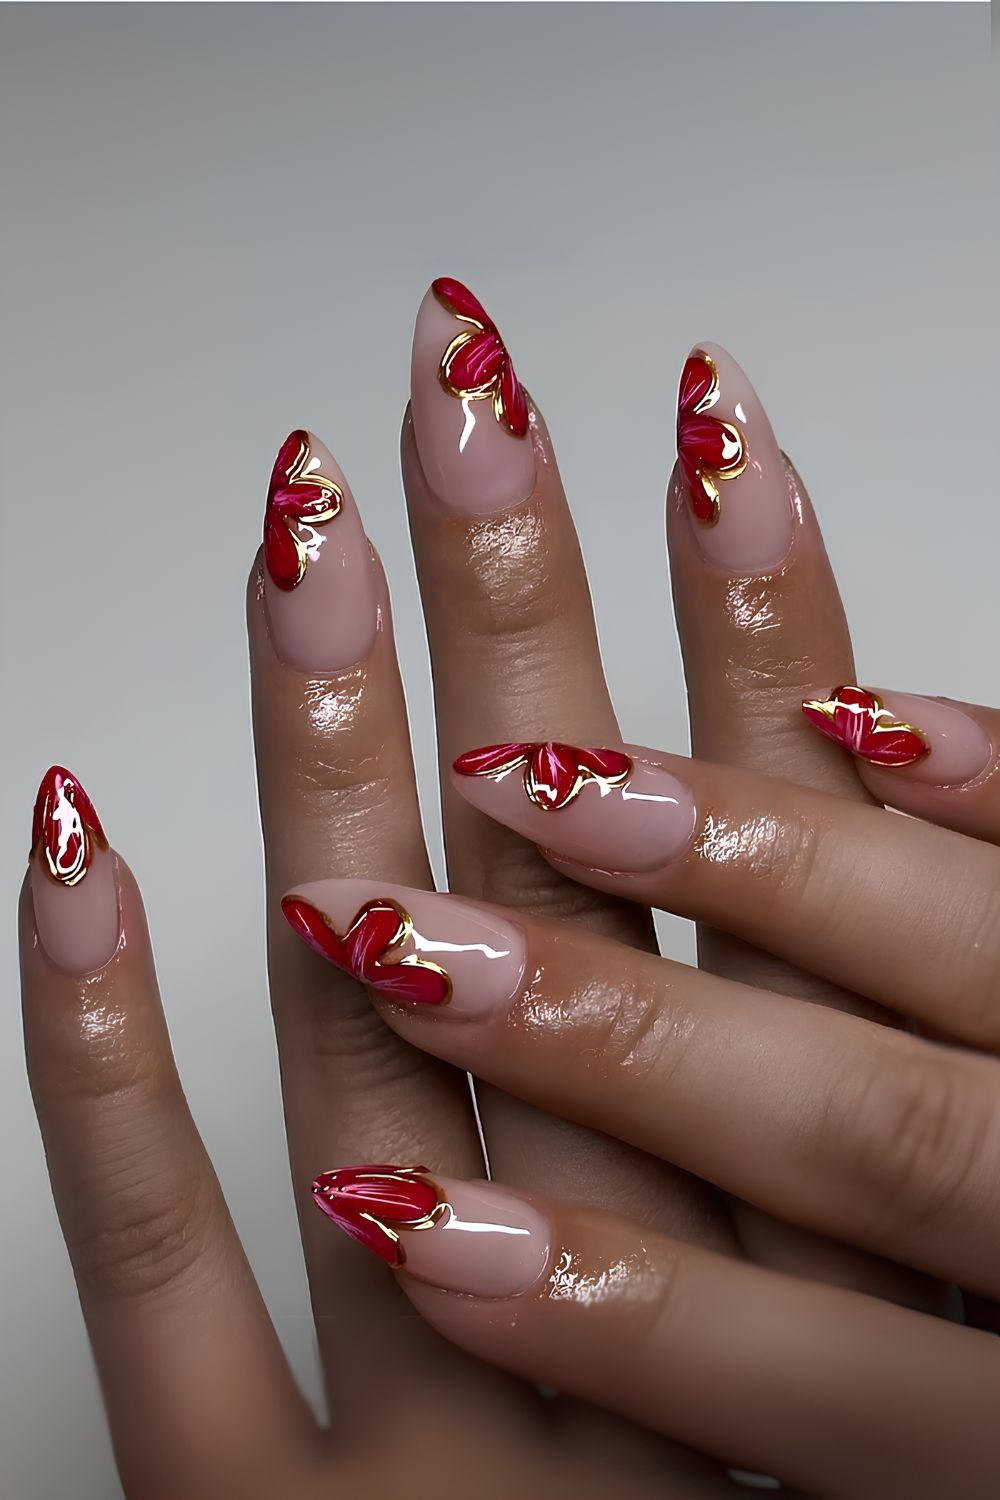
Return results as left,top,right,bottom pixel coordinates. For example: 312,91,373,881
18,345,1000,1494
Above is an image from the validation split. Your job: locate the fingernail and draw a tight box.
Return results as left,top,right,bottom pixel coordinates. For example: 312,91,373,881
280,879,526,1018
262,429,379,671
30,767,119,973
676,342,793,573
410,277,535,515
452,743,696,874
312,1165,550,1297
801,686,994,788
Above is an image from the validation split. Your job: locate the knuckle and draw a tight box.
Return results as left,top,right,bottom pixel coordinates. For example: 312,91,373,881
299,978,435,1087
29,1023,174,1118
476,842,649,942
461,506,573,636
71,1169,221,1300
830,1042,990,1237
942,880,1000,1045
588,969,693,1095
700,803,827,915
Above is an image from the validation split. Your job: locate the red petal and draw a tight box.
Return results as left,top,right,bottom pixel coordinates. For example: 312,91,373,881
373,962,451,1007
269,482,338,520
801,688,928,767
280,897,349,969
575,747,633,782
312,1166,441,1264
678,355,716,418
453,743,532,777
497,358,528,437
862,728,929,766
528,743,582,810
341,902,407,979
678,413,734,471
445,329,506,394
269,429,309,497
679,453,717,523
264,515,304,591
432,277,492,329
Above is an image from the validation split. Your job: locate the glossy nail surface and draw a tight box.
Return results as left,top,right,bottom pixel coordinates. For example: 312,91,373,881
30,767,119,973
802,686,994,787
281,879,525,1018
676,342,793,574
452,743,697,873
410,278,535,515
263,429,379,671
312,1165,550,1296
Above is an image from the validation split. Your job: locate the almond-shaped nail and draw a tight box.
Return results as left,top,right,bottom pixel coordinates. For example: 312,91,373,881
410,277,536,515
29,766,119,973
452,742,696,874
281,879,525,1018
676,342,794,574
262,429,379,671
801,686,994,788
312,1165,549,1297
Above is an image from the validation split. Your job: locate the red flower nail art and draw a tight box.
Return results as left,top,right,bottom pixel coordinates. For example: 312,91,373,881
676,352,748,525
801,686,929,767
263,430,343,591
312,1165,447,1266
281,896,452,1006
432,277,529,439
454,742,633,812
31,766,107,887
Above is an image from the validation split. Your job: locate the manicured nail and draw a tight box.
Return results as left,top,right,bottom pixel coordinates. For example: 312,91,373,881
452,743,696,874
801,686,994,787
410,277,536,515
281,879,526,1018
29,767,119,973
312,1165,550,1297
262,429,379,671
675,342,793,574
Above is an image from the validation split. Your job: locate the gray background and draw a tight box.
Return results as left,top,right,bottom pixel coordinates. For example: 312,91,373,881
0,4,993,1495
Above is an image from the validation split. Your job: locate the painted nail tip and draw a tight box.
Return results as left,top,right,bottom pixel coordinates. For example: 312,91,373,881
311,1165,446,1267
30,765,107,887
281,892,453,1007
280,880,525,1018
311,1165,550,1297
29,767,121,974
800,686,930,768
453,740,634,813
262,430,380,672
262,428,345,592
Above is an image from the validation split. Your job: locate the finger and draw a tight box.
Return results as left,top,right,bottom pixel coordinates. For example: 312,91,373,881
310,1167,1000,1500
22,769,312,1497
800,685,1000,840
669,344,878,975
403,280,727,1249
282,881,1000,1297
668,346,929,1295
451,744,1000,1051
249,430,485,1407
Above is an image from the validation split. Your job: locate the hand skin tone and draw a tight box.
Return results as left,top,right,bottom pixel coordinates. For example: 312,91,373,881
20,281,1000,1497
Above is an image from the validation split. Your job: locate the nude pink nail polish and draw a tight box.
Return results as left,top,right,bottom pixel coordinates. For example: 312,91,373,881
801,686,994,788
452,743,697,874
281,880,526,1018
410,278,536,515
312,1165,550,1297
262,429,379,671
676,342,794,574
30,767,119,974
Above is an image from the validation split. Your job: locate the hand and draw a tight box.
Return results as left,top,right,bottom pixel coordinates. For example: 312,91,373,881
21,281,996,1497
282,679,1000,1494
